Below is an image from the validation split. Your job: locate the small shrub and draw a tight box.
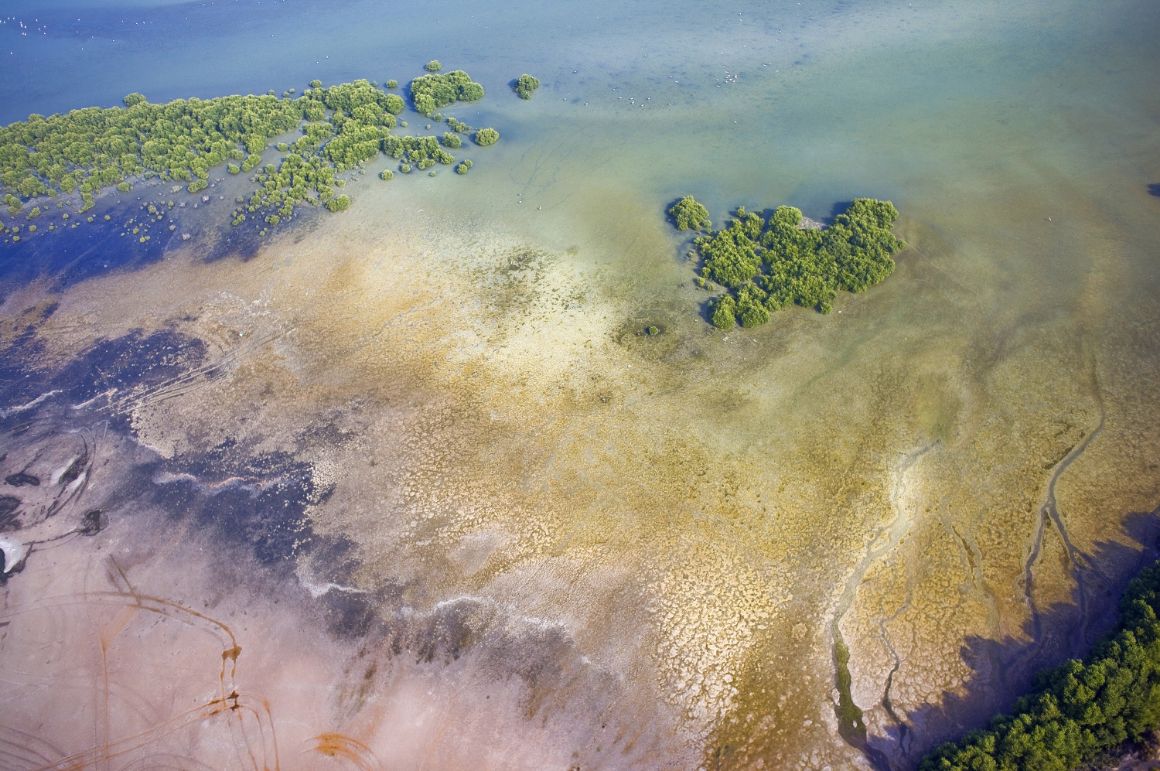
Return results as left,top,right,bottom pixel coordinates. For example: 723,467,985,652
668,195,711,232
325,194,351,212
515,73,540,100
474,127,500,146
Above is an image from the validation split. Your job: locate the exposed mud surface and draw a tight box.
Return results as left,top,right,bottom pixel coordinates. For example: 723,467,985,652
2,141,1160,769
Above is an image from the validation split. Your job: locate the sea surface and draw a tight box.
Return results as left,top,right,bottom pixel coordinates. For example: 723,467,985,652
1,0,1159,768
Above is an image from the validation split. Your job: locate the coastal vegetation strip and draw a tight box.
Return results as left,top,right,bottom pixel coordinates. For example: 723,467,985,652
0,65,493,240
669,195,904,327
921,559,1160,770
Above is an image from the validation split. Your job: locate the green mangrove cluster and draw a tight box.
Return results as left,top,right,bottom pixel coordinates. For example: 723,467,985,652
0,92,303,213
671,195,903,327
668,195,711,232
409,69,485,117
515,74,541,100
474,128,500,146
922,560,1160,770
0,64,497,239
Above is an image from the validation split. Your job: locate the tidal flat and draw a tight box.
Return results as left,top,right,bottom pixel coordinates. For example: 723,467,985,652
2,0,1160,768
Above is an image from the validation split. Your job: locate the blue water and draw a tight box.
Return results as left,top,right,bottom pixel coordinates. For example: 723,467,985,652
0,0,835,119
5,1,1158,240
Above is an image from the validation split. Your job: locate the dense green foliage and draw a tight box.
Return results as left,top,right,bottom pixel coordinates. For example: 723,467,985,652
0,69,500,239
711,295,737,329
515,74,541,100
324,194,351,212
381,134,454,169
446,116,472,134
668,194,711,231
424,60,443,72
683,198,903,325
922,560,1160,771
409,70,485,116
474,128,500,146
0,92,302,210
233,78,413,224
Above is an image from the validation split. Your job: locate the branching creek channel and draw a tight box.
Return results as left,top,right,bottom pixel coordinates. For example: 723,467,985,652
1017,373,1107,672
830,441,937,770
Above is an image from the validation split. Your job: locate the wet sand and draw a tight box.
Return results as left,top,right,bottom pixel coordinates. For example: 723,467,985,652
0,177,1157,766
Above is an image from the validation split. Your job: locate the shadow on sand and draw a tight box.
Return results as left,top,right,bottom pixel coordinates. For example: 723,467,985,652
871,509,1160,770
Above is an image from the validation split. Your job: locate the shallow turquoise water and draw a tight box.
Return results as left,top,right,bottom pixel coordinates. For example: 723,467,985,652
5,1,1157,249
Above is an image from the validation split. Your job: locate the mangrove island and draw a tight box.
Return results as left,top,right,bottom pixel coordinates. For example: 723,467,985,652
670,195,904,327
